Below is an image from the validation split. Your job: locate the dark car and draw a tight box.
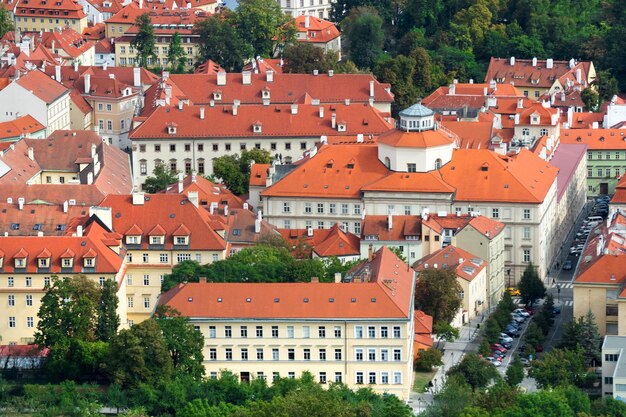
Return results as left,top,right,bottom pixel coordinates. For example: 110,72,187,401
563,260,573,270
553,306,561,315
504,327,520,337
500,341,513,349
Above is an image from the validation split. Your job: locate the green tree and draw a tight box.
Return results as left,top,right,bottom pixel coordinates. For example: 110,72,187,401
143,162,178,194
595,70,619,102
423,374,473,417
282,43,338,74
433,322,460,347
96,278,119,343
131,13,156,68
559,317,582,351
529,348,587,388
231,0,296,57
414,347,443,371
518,263,546,306
374,55,419,114
447,353,499,391
213,149,271,195
154,306,205,380
107,319,173,389
524,321,545,352
478,339,491,357
415,267,463,326
167,31,187,73
484,316,502,344
579,310,602,366
194,16,253,72
409,46,433,96
162,260,207,292
581,87,600,111
506,356,525,386
0,7,15,39
341,7,385,70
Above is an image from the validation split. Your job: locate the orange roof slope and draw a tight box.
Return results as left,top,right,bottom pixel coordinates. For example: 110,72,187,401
362,215,421,241
0,202,88,236
484,57,591,89
439,148,558,203
261,144,389,199
294,15,340,44
279,223,360,258
249,163,270,187
130,103,392,139
560,129,626,150
16,70,68,104
441,120,493,150
362,171,455,194
414,245,486,282
100,194,226,251
378,127,457,148
162,174,245,213
158,246,414,319
40,28,94,58
0,115,45,139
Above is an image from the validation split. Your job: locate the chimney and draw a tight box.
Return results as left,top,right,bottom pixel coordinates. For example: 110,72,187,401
458,257,464,264
27,147,34,160
319,106,324,118
357,133,363,142
328,70,334,77
242,70,251,85
304,14,310,29
18,197,24,210
187,191,199,208
368,244,374,261
291,104,298,114
257,209,262,220
254,218,261,234
483,87,488,96
132,192,145,205
546,58,553,69
311,276,319,283
76,225,83,237
387,213,393,230
55,65,61,82
191,172,197,183
532,57,537,67
103,61,108,71
313,69,319,76
510,56,515,66
232,105,238,116
84,73,91,94
334,272,342,283
177,173,184,193
307,227,313,237
331,113,336,128
449,83,455,95
133,67,141,87
569,58,575,69
199,276,207,283
266,70,274,82
345,98,350,106
200,107,205,120
576,68,582,84
369,80,375,97
217,71,226,86
469,79,473,84
210,202,217,214
567,106,573,128
224,204,229,216
517,98,523,109
91,143,97,158
63,200,68,213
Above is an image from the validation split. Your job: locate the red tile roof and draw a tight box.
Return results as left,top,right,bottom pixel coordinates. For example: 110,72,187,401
567,111,604,129
517,102,559,125
484,57,592,89
361,171,455,194
95,38,114,54
15,69,69,104
560,129,626,150
441,120,493,150
575,219,626,285
362,215,421,241
414,245,486,282
162,174,245,213
40,28,94,59
378,126,457,148
99,193,227,251
158,246,414,319
279,223,360,258
0,221,123,273
0,344,49,358
294,15,340,44
83,23,106,40
14,0,86,19
42,65,159,90
69,89,93,114
464,215,505,239
249,163,269,187
165,72,393,105
0,202,89,236
0,115,45,139
413,310,433,351
130,103,392,139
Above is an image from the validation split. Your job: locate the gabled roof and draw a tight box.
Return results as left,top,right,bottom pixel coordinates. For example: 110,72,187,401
560,129,626,150
249,163,270,187
14,0,86,19
517,102,558,125
162,174,244,213
0,115,45,140
362,171,455,194
15,69,69,104
100,193,226,251
42,65,159,90
294,15,340,44
362,215,421,241
414,245,486,282
463,215,505,239
279,223,360,258
440,120,493,150
40,27,94,59
484,57,592,89
158,246,414,319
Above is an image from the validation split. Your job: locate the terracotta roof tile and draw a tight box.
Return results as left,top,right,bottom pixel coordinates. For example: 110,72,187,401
294,15,340,44
484,57,592,89
0,115,45,140
378,127,457,148
16,70,69,104
249,163,270,187
279,223,360,258
560,129,626,150
414,245,485,282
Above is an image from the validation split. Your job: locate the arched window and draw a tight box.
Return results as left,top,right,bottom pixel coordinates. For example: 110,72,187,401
522,128,530,137
384,157,391,169
434,158,442,170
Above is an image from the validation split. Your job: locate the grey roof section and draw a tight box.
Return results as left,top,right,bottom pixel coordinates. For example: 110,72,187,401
604,335,626,350
399,102,435,118
271,164,298,184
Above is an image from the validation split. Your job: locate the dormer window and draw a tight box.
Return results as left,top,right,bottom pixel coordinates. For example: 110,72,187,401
173,224,191,245
38,258,49,268
262,88,270,99
62,258,73,267
15,258,25,268
253,122,262,133
175,236,189,245
167,122,177,135
84,258,94,267
150,236,164,245
213,90,222,100
126,235,141,244
337,121,347,132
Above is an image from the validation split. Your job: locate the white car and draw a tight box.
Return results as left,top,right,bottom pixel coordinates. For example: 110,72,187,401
485,357,502,367
500,333,513,343
513,308,530,318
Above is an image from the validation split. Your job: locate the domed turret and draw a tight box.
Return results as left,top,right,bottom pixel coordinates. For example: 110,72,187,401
398,101,435,132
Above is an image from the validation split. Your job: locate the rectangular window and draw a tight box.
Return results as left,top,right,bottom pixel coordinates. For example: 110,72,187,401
272,326,278,338
160,253,168,263
523,227,531,240
143,297,150,309
287,326,294,338
288,348,295,360
303,326,310,338
381,349,389,361
143,275,150,286
355,348,363,361
393,349,402,361
404,205,411,215
240,326,248,338
27,317,34,328
317,221,324,229
354,221,361,234
209,348,217,360
319,349,326,361
356,372,364,384
126,296,133,309
407,163,416,172
225,326,232,338
329,203,336,214
319,372,327,384
225,348,232,361
8,317,16,328
368,348,376,361
368,372,376,384
341,204,349,214
606,354,619,361
354,204,361,215
305,202,312,213
209,326,216,338
393,372,402,384
256,326,263,337
335,372,342,383
523,209,531,220
492,208,499,218
605,377,614,384
256,348,264,360
381,372,389,384
8,295,15,306
355,326,363,338
272,348,279,360
283,202,291,213
318,326,326,338
523,249,531,263
381,326,388,338
334,326,341,338
241,348,248,360
304,348,311,360
335,349,342,360
317,203,324,214
368,326,376,338
393,326,401,338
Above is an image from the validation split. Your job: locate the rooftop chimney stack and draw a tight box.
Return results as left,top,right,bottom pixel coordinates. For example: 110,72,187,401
242,71,251,85
18,197,24,210
334,272,342,283
217,71,226,86
532,57,537,67
510,56,515,66
199,107,205,120
319,106,324,118
266,69,274,82
103,61,108,71
177,173,184,193
254,218,261,234
331,113,336,129
307,227,313,237
369,80,375,97
387,213,393,230
55,65,61,82
546,58,553,69
63,200,68,213
328,70,334,77
517,98,523,109
27,147,34,161
291,104,298,114
368,243,374,261
84,73,91,94
133,67,141,87
232,105,238,116
576,68,582,84
187,191,198,208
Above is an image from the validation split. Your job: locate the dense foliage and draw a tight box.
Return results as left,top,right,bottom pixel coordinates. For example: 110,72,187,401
414,267,463,326
211,148,271,195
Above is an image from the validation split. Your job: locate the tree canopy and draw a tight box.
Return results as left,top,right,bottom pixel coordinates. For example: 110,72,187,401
143,162,178,194
212,148,271,195
132,13,156,68
414,267,463,326
518,263,546,306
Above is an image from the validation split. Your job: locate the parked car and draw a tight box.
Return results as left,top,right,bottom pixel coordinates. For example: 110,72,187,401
500,341,513,349
485,357,502,367
514,308,530,318
500,333,513,343
519,357,531,366
553,306,561,315
504,327,520,337
563,260,573,270
490,352,504,361
535,344,544,352
523,306,535,315
506,287,521,296
491,344,508,353
511,314,525,323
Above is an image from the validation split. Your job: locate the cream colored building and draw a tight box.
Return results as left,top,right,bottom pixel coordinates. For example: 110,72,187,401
14,0,88,34
96,192,227,324
0,222,127,345
573,210,626,336
601,336,626,400
158,247,420,401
